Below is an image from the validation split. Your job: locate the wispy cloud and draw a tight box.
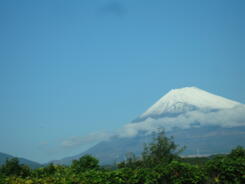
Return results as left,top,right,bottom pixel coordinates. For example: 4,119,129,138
61,131,113,148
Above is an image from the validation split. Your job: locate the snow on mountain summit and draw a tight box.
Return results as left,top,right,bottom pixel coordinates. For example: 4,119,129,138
140,87,241,119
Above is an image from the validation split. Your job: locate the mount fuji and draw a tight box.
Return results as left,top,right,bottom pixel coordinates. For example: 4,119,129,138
53,87,245,165
136,87,240,122
127,87,244,134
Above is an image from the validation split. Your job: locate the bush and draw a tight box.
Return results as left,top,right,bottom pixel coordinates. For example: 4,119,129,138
71,155,99,174
205,153,245,184
156,160,205,184
0,158,31,178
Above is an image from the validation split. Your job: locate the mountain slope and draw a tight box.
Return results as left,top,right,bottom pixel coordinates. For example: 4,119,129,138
53,87,245,165
0,152,42,169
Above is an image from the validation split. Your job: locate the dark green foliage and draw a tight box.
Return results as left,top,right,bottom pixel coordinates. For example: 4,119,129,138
109,168,134,184
78,169,110,184
156,161,205,184
32,163,58,177
228,145,245,158
205,146,245,184
142,130,184,168
0,172,6,184
0,133,244,184
0,158,31,178
182,156,211,166
130,168,160,184
71,154,100,173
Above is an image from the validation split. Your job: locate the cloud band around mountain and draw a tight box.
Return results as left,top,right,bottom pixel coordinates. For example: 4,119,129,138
120,105,245,137
61,105,245,149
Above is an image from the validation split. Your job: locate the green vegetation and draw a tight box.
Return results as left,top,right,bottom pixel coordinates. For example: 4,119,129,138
0,131,244,184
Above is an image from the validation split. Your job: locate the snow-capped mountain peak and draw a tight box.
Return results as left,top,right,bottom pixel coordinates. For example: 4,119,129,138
139,87,240,119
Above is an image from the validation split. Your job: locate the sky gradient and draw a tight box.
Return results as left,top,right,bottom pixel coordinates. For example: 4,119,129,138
0,0,244,163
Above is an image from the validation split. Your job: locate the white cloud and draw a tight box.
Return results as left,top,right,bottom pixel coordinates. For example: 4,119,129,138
61,105,245,149
119,105,245,137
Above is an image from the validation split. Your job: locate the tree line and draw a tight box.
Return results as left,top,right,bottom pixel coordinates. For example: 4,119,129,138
0,131,244,184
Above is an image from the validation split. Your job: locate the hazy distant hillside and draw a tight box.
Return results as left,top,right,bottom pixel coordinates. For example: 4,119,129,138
0,152,42,169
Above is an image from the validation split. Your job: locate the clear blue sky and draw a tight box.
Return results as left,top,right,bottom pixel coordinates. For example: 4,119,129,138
0,0,244,163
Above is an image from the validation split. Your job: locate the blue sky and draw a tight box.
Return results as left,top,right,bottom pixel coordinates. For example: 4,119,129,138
0,0,244,163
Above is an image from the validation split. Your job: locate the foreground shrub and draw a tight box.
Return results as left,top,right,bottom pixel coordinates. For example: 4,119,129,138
205,147,245,184
0,158,31,178
71,155,99,174
156,160,205,184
